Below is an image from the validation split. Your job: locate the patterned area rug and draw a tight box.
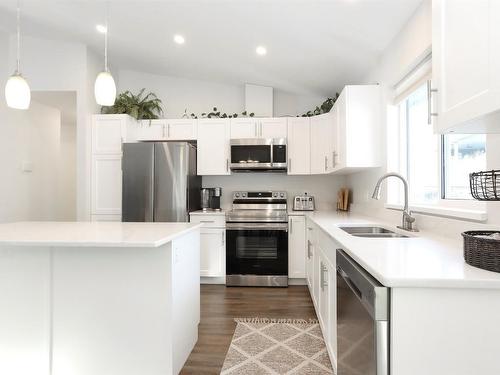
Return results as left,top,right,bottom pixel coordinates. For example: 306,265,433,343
220,318,334,374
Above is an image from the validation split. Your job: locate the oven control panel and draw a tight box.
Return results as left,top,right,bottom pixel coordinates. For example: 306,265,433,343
233,191,287,200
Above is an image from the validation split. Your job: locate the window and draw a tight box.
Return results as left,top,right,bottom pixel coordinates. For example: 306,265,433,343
389,81,486,208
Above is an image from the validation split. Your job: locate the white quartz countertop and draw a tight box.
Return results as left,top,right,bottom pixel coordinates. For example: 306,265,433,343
305,211,500,289
0,221,201,248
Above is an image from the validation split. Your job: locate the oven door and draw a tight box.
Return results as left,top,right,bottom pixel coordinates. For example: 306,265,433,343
226,222,288,287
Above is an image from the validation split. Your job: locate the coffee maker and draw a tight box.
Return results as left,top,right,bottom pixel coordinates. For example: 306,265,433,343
200,187,222,211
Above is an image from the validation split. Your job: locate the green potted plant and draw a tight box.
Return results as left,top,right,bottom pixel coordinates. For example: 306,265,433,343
101,88,164,120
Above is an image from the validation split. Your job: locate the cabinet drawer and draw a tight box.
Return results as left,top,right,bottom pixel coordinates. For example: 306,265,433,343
190,214,226,228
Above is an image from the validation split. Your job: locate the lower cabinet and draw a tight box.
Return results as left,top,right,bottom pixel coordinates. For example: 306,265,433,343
288,215,306,279
190,213,226,282
306,217,338,370
91,154,122,216
200,228,225,277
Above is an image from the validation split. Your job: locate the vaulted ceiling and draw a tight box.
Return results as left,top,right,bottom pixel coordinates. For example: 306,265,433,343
0,0,422,96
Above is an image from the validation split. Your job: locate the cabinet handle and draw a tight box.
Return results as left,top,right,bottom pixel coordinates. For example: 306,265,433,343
307,240,312,259
221,231,225,246
167,123,171,138
332,151,337,168
255,123,258,137
290,219,293,234
199,220,215,223
226,159,229,172
427,80,438,125
324,156,328,171
321,263,328,290
162,124,166,138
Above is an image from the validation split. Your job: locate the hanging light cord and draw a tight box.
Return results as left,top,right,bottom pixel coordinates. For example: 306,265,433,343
16,0,21,73
104,2,108,72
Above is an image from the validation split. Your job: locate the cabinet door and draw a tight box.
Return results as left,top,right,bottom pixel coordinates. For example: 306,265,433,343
92,155,122,215
135,120,166,141
306,224,315,291
230,118,258,139
310,113,331,174
92,116,124,154
197,119,230,175
287,117,311,175
200,228,225,277
335,90,347,170
318,256,330,343
166,119,197,140
433,0,500,133
259,118,287,138
288,215,306,278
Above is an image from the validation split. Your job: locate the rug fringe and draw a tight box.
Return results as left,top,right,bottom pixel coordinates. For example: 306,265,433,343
234,317,319,324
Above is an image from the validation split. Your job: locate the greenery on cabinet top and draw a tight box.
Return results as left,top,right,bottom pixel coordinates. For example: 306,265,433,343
100,88,340,120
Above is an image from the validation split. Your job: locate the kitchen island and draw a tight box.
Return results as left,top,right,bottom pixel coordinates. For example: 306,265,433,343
0,221,201,375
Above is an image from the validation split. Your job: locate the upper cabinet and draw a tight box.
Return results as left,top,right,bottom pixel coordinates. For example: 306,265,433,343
197,119,231,175
259,118,287,138
230,118,287,139
333,85,381,172
432,0,500,133
310,113,335,174
133,119,197,141
287,117,311,175
230,118,259,138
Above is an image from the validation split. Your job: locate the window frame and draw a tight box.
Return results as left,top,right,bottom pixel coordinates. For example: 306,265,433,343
386,80,487,222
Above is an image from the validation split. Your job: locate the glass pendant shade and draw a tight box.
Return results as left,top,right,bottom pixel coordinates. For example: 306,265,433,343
5,72,31,110
94,70,116,106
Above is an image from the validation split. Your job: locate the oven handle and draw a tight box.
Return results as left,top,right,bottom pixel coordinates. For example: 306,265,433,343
226,223,288,231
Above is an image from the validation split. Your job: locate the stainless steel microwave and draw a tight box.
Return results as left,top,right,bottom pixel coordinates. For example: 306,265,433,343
230,138,287,172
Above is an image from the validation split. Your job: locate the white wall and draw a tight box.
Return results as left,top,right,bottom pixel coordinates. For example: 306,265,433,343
118,69,326,118
347,0,500,234
0,100,62,222
203,174,346,211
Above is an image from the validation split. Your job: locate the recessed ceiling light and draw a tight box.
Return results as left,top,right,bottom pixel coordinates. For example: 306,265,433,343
256,46,267,56
174,34,185,45
96,24,107,34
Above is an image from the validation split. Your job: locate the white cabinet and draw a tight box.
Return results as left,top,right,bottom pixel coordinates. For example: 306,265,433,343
230,118,259,138
91,155,122,215
259,118,287,138
135,119,197,141
91,115,132,220
190,213,226,282
287,117,311,175
199,228,225,278
166,119,197,140
197,119,231,175
135,120,165,141
305,216,337,368
288,215,306,279
310,113,334,174
432,0,500,133
230,117,287,139
332,85,381,172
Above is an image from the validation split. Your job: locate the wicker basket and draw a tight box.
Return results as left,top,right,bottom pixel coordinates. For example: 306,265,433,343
469,170,500,201
462,231,500,273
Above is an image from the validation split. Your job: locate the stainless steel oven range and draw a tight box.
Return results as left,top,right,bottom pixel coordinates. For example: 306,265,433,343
226,191,288,287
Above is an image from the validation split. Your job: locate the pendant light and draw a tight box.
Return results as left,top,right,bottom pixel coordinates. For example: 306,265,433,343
5,0,31,110
94,4,116,106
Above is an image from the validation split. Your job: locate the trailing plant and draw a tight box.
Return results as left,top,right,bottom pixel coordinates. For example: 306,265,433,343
187,108,255,119
101,89,164,120
299,94,340,117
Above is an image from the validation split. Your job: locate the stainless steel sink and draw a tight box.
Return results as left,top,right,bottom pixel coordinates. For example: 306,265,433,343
339,226,409,238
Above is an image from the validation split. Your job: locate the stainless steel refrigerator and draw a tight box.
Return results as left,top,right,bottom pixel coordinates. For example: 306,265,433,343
122,142,201,222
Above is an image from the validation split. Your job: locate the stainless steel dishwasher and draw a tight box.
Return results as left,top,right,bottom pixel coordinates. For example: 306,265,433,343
336,249,389,375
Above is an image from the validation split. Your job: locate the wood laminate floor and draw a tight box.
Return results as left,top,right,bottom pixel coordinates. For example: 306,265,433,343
180,284,317,375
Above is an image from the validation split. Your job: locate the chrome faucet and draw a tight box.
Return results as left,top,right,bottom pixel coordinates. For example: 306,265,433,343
371,172,418,232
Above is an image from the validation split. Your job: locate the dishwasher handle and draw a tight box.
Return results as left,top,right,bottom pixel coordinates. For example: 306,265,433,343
337,266,362,299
